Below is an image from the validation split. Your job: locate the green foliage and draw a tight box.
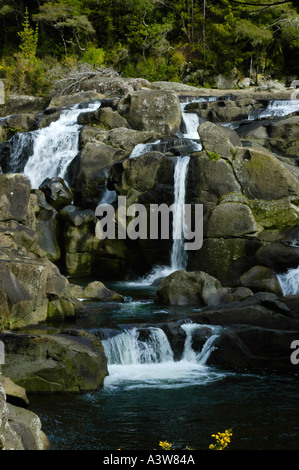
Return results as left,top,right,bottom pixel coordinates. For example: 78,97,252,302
0,0,298,94
81,45,105,67
18,7,39,61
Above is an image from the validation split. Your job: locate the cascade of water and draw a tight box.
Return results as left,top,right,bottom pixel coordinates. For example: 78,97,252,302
180,323,220,365
170,155,190,271
10,101,101,189
129,139,161,159
248,99,299,121
277,266,299,295
102,327,174,365
101,323,223,389
136,154,190,286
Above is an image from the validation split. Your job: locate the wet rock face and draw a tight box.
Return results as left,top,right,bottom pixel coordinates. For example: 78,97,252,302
39,177,73,210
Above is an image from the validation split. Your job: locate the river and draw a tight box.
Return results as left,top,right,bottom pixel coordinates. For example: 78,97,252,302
27,281,299,451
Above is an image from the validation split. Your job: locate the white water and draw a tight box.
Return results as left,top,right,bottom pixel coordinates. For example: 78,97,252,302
137,155,191,286
129,139,161,159
19,101,101,188
170,155,190,271
180,102,202,151
249,99,299,120
102,323,224,389
277,265,299,295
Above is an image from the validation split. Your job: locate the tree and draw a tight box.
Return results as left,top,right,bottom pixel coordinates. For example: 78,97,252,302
33,1,95,56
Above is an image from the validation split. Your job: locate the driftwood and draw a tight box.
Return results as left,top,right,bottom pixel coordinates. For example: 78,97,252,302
51,64,120,96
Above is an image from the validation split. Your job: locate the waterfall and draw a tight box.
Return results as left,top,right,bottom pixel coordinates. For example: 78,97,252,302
102,327,174,365
248,99,299,121
136,154,190,286
277,266,299,295
170,155,190,271
101,323,223,389
7,101,101,189
180,102,202,151
129,139,161,159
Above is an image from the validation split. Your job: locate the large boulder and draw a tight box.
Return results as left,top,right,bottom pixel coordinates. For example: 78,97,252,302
208,325,299,372
68,280,124,302
197,121,238,159
70,141,126,208
0,383,50,450
0,174,32,224
48,91,104,109
240,265,283,296
79,126,157,156
268,115,299,158
117,90,182,135
155,270,222,306
0,330,108,393
188,237,263,287
77,106,128,129
1,113,36,140
31,189,62,263
207,202,262,238
108,151,174,195
232,147,299,200
0,249,83,328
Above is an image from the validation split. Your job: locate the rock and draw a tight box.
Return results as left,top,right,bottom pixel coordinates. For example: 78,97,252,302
188,237,263,287
0,376,29,407
208,324,299,371
249,198,299,230
48,91,104,109
79,126,157,156
108,151,174,195
32,190,62,262
61,207,97,277
197,121,237,159
78,106,128,129
155,270,222,306
0,383,50,450
255,242,299,271
187,152,241,204
207,286,253,306
267,116,299,159
0,94,49,118
1,113,36,140
207,202,262,238
80,76,152,97
152,81,200,94
191,292,298,329
0,330,108,393
71,141,126,208
232,147,299,200
0,174,32,224
240,265,283,296
39,177,73,210
69,281,124,302
117,89,182,135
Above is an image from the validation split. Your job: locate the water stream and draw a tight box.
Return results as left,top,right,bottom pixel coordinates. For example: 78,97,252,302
5,101,101,188
2,95,299,450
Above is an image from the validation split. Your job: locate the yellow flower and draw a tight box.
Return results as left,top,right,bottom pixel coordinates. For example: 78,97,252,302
209,429,232,450
159,441,172,450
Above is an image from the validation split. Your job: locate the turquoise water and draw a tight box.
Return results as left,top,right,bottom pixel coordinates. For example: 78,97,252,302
27,281,299,451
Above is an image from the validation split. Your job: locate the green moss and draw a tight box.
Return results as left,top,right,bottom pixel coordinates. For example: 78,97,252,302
207,150,221,161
